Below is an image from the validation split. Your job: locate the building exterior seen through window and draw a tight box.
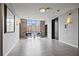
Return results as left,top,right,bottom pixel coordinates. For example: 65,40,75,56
27,19,40,37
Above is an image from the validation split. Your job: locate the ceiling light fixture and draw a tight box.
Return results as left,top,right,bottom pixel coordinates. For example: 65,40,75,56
39,8,46,13
39,7,51,13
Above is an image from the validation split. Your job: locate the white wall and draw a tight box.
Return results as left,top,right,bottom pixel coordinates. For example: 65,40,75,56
59,8,78,48
45,19,52,39
2,4,20,56
46,8,78,48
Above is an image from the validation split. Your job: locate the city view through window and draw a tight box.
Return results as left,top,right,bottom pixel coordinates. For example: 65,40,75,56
27,19,40,37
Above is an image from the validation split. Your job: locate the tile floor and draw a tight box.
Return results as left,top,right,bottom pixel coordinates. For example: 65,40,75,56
8,37,79,56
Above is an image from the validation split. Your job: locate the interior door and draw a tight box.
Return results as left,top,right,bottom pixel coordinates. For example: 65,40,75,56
45,25,47,37
52,20,55,39
52,18,58,40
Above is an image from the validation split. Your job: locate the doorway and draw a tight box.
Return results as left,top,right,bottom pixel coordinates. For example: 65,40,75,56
51,17,58,40
20,19,41,39
45,25,47,37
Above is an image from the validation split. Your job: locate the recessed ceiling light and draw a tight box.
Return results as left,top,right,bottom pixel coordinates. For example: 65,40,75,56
57,10,60,12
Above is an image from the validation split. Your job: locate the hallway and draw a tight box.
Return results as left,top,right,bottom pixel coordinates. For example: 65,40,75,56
0,3,79,56
8,37,79,56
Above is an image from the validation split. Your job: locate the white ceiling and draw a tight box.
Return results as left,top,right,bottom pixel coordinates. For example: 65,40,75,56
11,3,79,20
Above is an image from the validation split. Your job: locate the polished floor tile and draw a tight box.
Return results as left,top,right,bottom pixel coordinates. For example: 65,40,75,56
8,37,79,56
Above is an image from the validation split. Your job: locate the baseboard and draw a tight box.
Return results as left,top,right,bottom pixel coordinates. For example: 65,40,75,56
4,40,19,56
59,40,78,48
